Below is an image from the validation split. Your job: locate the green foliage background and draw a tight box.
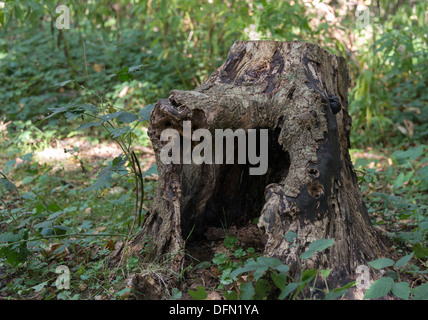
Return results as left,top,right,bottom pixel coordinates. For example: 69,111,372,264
0,0,427,300
0,0,426,145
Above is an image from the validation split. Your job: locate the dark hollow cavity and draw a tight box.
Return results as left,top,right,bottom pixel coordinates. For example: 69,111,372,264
181,127,290,243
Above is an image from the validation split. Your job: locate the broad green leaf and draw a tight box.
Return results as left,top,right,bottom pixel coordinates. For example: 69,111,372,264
34,221,52,229
391,282,410,300
255,257,283,268
393,172,405,189
76,104,98,115
300,239,335,260
320,269,332,278
47,211,63,221
0,231,19,242
224,235,238,248
385,270,398,280
119,73,134,81
100,111,124,122
4,245,31,267
76,121,102,130
395,253,414,268
212,253,227,265
117,112,139,123
0,178,17,193
62,104,98,120
278,282,298,300
252,268,266,281
239,282,255,300
284,231,297,243
392,145,424,164
110,126,130,138
364,277,394,299
48,203,62,212
139,104,154,122
325,281,356,300
116,288,131,296
368,258,394,269
32,281,48,292
417,166,428,182
229,262,258,279
324,287,348,300
300,249,316,260
171,288,182,300
41,227,54,236
188,286,207,300
117,66,129,74
275,264,289,274
230,257,283,281
219,268,233,286
41,107,68,121
143,163,158,177
78,220,92,231
412,243,428,259
271,271,288,290
17,218,31,229
21,192,36,200
194,261,211,270
255,278,271,298
300,269,318,284
65,111,82,120
110,155,127,170
112,155,123,166
420,220,428,232
21,176,34,185
53,226,68,235
411,283,428,300
233,248,246,258
106,68,125,79
128,64,146,72
223,290,239,300
308,238,335,251
85,156,126,192
85,169,113,192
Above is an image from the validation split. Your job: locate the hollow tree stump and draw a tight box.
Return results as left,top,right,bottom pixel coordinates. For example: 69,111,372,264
136,40,388,290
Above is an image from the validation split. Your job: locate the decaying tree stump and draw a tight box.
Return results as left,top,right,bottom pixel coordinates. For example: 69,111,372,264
134,40,388,291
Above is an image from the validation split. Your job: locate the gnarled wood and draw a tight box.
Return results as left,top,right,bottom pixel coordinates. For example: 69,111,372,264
134,40,388,291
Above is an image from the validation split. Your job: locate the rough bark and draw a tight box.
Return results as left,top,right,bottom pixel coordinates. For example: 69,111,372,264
134,40,388,289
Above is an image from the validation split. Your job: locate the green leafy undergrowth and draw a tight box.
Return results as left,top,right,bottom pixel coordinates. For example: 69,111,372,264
0,133,157,300
188,236,355,300
0,57,161,300
353,145,428,263
364,254,428,300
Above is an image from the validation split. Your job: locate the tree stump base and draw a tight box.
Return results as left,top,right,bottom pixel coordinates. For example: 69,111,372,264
132,40,389,295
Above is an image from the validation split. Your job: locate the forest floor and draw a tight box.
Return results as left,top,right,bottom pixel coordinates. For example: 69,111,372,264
1,136,427,300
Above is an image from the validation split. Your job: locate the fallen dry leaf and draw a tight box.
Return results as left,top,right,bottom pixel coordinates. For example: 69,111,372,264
45,243,69,261
78,283,88,292
105,239,115,251
205,291,222,300
94,226,107,234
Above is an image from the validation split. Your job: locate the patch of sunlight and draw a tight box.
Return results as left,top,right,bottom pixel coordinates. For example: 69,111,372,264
35,146,73,163
34,138,123,170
